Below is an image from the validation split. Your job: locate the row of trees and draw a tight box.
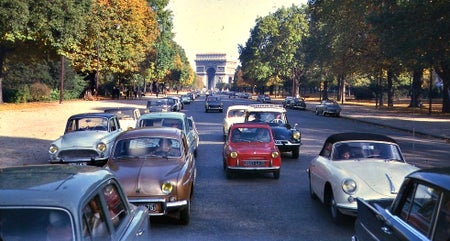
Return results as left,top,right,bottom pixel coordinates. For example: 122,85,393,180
0,0,194,103
237,1,450,112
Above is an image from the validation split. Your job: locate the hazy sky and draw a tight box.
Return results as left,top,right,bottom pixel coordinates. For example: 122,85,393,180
167,0,307,67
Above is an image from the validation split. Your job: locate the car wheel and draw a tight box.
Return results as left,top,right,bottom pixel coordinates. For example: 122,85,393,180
329,191,344,224
179,200,190,225
292,147,299,159
273,170,280,179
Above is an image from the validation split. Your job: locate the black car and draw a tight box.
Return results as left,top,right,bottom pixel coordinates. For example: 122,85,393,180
289,97,306,110
205,96,223,112
353,167,450,241
244,104,302,158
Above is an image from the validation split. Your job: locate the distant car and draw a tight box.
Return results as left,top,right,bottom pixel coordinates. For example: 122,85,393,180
0,164,150,241
244,104,302,158
223,105,248,138
167,96,183,111
315,99,341,117
48,113,122,166
223,123,281,179
257,94,271,103
107,127,196,225
289,97,306,110
136,112,199,157
307,132,419,223
205,96,223,112
282,96,295,108
180,95,192,104
353,167,450,241
104,107,141,130
146,99,171,112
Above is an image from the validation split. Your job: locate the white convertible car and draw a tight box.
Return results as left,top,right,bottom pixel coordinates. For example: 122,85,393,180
307,132,419,224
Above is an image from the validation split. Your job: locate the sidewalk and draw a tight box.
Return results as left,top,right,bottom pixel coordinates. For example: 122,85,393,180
332,104,450,141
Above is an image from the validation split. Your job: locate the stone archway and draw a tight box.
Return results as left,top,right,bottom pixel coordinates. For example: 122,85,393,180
207,68,216,90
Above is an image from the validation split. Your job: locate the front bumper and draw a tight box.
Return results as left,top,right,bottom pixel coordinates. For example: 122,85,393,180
129,198,188,216
274,140,302,152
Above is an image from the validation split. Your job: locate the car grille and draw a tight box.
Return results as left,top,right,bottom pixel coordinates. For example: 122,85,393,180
58,150,100,161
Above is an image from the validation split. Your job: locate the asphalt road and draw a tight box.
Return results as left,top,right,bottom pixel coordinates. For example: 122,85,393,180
148,95,449,241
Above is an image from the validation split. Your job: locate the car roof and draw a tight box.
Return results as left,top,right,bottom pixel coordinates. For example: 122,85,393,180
407,167,450,191
0,165,113,208
325,132,397,144
116,127,183,140
104,107,138,111
139,112,186,119
69,112,116,119
246,104,286,112
226,105,249,111
230,122,271,129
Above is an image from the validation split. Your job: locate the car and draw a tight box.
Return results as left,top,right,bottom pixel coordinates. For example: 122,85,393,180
352,167,450,241
307,132,419,223
289,97,306,110
48,112,123,166
104,107,141,130
0,164,150,241
180,94,192,104
282,96,295,108
166,96,183,111
204,96,223,112
315,99,342,116
223,122,281,179
257,94,271,103
223,105,248,138
146,99,171,112
244,104,302,158
136,112,199,157
107,127,196,225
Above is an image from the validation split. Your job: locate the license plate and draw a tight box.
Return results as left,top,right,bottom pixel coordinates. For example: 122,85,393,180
146,203,163,213
243,160,265,166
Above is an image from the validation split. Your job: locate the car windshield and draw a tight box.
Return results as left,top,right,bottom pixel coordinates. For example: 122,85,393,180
105,109,135,120
66,117,108,132
332,142,404,161
230,127,271,143
227,109,246,118
0,208,74,241
207,97,219,102
148,99,169,107
138,118,183,130
113,137,182,159
247,111,284,124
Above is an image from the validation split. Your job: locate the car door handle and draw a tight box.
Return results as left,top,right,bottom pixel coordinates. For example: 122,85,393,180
381,226,392,235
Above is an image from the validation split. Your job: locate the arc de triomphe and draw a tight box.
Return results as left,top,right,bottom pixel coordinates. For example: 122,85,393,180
195,53,237,90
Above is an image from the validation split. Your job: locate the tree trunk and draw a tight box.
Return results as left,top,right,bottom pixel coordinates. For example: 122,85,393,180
322,81,329,100
387,70,394,108
435,61,450,113
409,69,423,107
0,48,5,104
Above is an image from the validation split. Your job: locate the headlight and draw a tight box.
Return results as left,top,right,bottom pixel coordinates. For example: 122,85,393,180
97,142,107,152
161,182,173,194
49,144,58,154
342,178,357,195
292,131,301,140
271,151,279,158
230,151,238,158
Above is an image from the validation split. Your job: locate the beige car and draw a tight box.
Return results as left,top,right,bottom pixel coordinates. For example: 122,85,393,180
107,127,196,225
222,105,248,138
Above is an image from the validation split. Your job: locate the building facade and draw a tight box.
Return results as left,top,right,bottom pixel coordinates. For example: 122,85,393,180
195,53,237,90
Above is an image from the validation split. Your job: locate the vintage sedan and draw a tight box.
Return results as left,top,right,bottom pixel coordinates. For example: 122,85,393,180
0,164,150,241
49,113,122,166
136,112,199,157
146,99,171,112
315,99,342,117
223,105,248,138
353,167,450,241
107,127,196,225
289,97,306,110
307,132,419,223
204,96,223,112
244,104,302,158
104,107,141,130
223,123,281,179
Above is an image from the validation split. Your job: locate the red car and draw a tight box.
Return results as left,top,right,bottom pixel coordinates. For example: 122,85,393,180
223,123,281,179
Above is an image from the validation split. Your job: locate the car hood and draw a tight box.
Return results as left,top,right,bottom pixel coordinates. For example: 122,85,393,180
60,131,109,147
333,160,418,196
109,159,182,196
229,142,276,153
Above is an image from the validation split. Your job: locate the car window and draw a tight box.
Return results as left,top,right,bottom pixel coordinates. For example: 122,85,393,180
102,184,127,230
434,195,450,241
82,195,110,240
0,208,74,241
399,183,441,237
113,137,182,159
331,142,403,161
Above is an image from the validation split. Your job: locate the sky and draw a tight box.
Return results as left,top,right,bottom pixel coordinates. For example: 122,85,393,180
167,0,308,67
